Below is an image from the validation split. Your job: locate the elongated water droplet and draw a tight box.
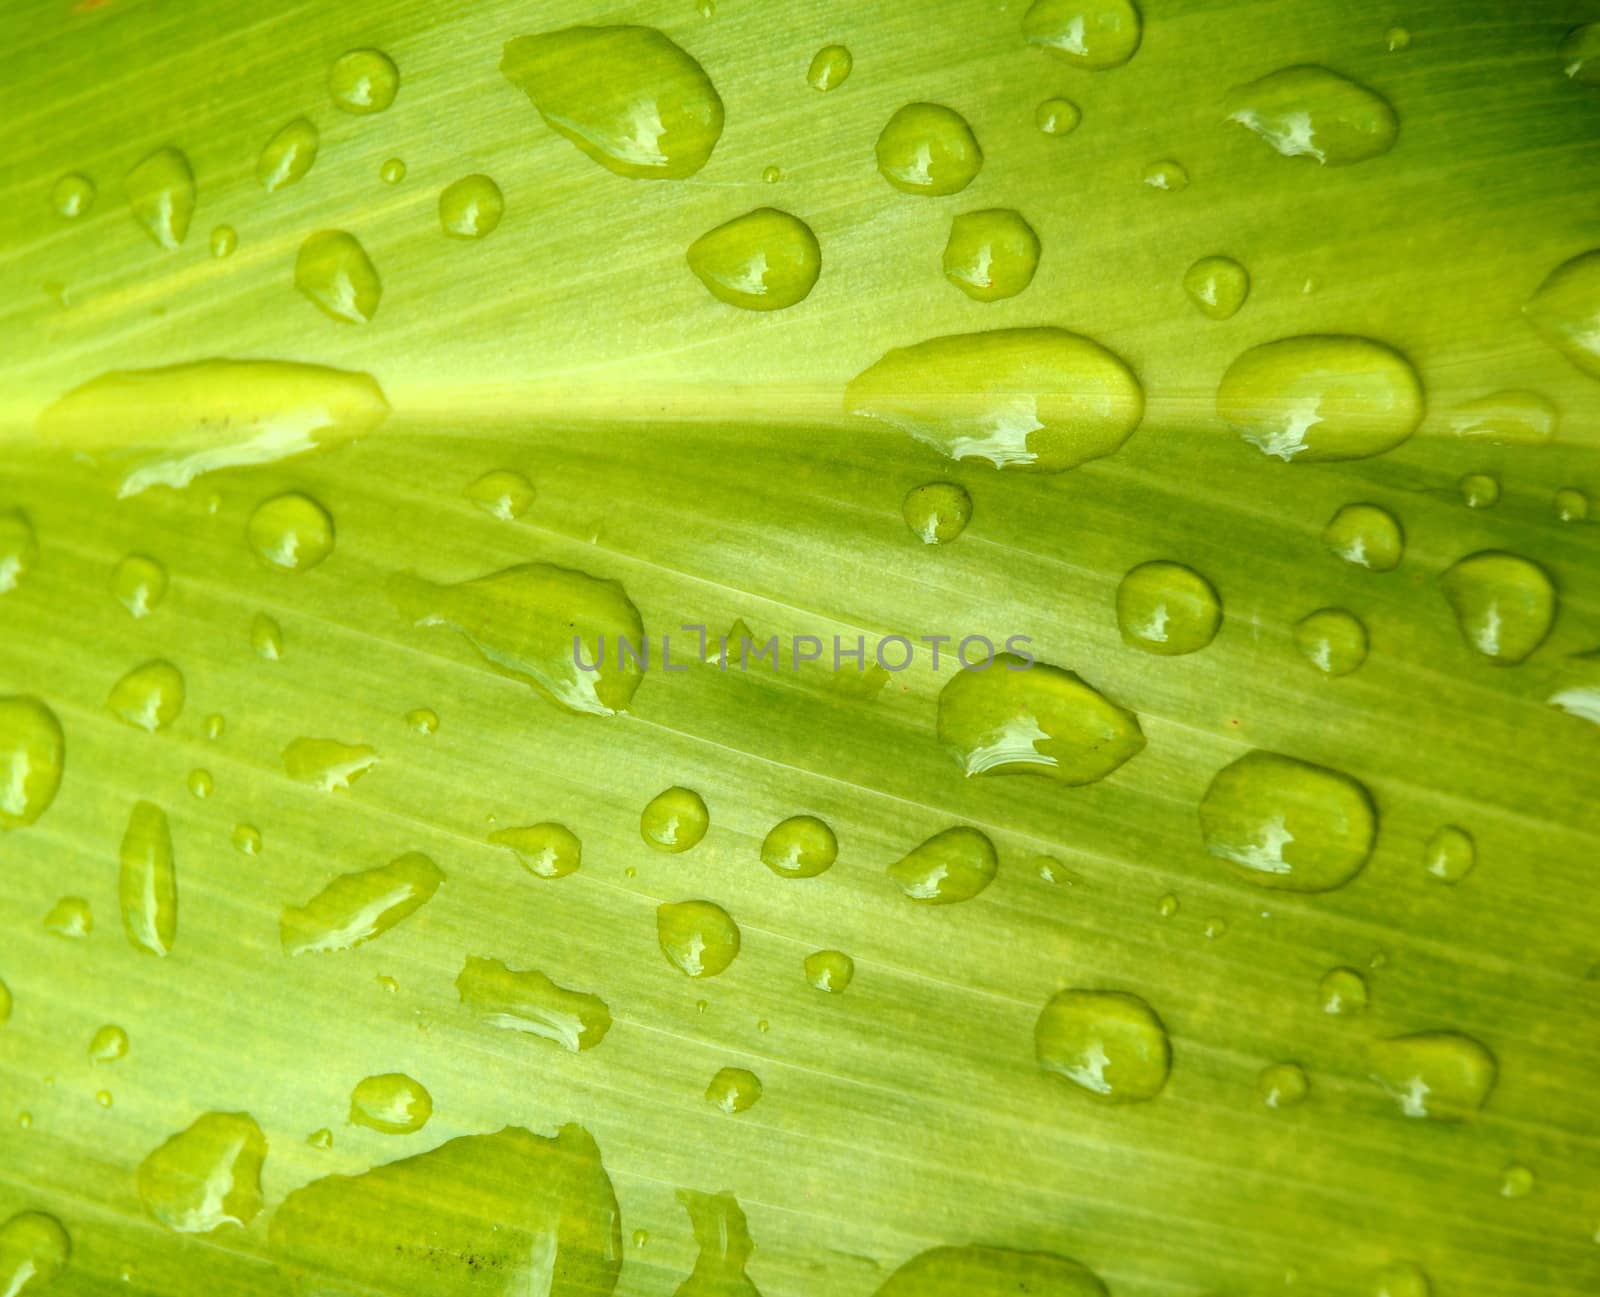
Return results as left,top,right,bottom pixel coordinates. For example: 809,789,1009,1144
136,1112,266,1233
761,815,837,877
1022,0,1142,69
0,1211,71,1295
489,822,582,878
687,208,820,311
107,660,184,732
657,900,740,977
501,26,724,179
125,147,195,249
807,44,852,91
1035,989,1170,1102
112,555,166,617
329,49,399,113
805,950,854,993
1447,389,1556,444
1561,23,1600,82
38,360,390,497
257,118,319,191
1184,256,1249,319
705,1067,762,1114
1259,1061,1309,1108
52,172,94,218
1370,1031,1496,1120
902,481,972,543
888,826,997,903
248,492,334,572
875,103,982,195
438,174,505,238
1373,1261,1431,1297
1322,502,1403,570
394,562,646,716
1294,608,1367,675
120,801,177,956
847,328,1144,472
1440,551,1556,665
271,1125,622,1293
1035,96,1081,134
675,1191,760,1294
1199,750,1376,891
943,208,1039,301
1320,966,1368,1014
281,852,442,954
349,1073,431,1134
282,737,378,792
1524,249,1600,378
457,955,611,1051
295,231,382,324
0,510,37,595
89,1024,129,1063
641,785,709,851
938,655,1145,783
1117,560,1221,654
1423,825,1475,883
1217,335,1423,461
1225,66,1398,165
0,696,64,829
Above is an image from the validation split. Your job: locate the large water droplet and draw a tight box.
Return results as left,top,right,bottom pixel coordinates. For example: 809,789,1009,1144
888,826,997,903
1199,750,1376,891
1423,825,1475,884
902,481,972,543
1439,551,1556,665
439,174,505,238
1116,560,1221,654
107,660,185,732
52,172,94,218
1218,335,1423,461
1561,23,1600,82
1035,989,1170,1102
847,328,1144,472
501,26,724,179
125,147,195,249
0,1211,71,1295
457,955,611,1051
281,852,443,954
0,697,64,829
1183,255,1249,319
282,737,379,791
875,103,983,195
1293,608,1367,676
329,49,399,114
1322,502,1403,570
938,656,1145,783
807,44,852,91
120,801,177,956
1022,0,1142,69
136,1112,266,1233
248,492,334,571
489,822,582,878
760,814,837,877
657,900,740,977
943,209,1039,301
1523,249,1600,378
1447,390,1556,444
1319,966,1368,1014
0,510,37,595
687,208,821,310
675,1191,760,1294
1370,1031,1496,1120
641,786,709,851
705,1067,762,1114
805,949,854,993
295,231,382,324
257,118,319,191
1225,66,1398,165
349,1074,432,1134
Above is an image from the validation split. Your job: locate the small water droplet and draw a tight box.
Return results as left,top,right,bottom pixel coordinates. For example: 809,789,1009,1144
1157,893,1179,917
1525,249,1600,378
379,157,406,185
257,118,319,191
187,769,213,799
1319,966,1369,1014
248,492,334,571
1035,96,1081,135
0,510,38,595
1422,825,1475,883
0,696,64,828
1225,66,1398,165
209,225,236,258
875,103,983,195
760,164,782,183
89,1024,129,1063
1141,159,1187,191
295,231,382,324
807,44,852,91
1035,989,1170,1101
1204,916,1227,938
1022,0,1142,68
705,1067,761,1113
943,208,1039,301
438,174,505,238
1183,256,1249,319
1117,560,1221,655
307,1128,333,1150
1370,1031,1496,1119
107,660,185,732
1373,1261,1431,1297
125,147,195,248
16,1113,31,1129
349,1073,431,1134
902,481,972,543
1294,608,1367,676
462,470,536,522
632,1229,649,1248
489,822,582,879
657,900,740,977
0,1212,71,1293
281,852,442,954
251,613,283,660
232,824,262,855
642,786,709,852
888,826,997,903
804,950,854,993
457,955,611,1051
1500,1163,1535,1198
52,172,95,218
136,1112,266,1232
1561,23,1600,82
282,737,379,791
1459,472,1499,509
1322,502,1403,570
1554,487,1589,522
687,207,821,310
1259,1061,1309,1108
44,896,92,938
1440,550,1556,665
120,800,177,956
329,48,399,114
696,0,716,18
405,707,439,734
0,979,10,1023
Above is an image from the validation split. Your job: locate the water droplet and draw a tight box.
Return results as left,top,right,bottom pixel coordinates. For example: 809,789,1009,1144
1022,0,1142,69
888,826,997,903
282,737,379,791
378,157,406,185
1555,487,1589,522
1183,256,1249,319
136,1112,266,1232
1117,560,1222,655
44,896,92,938
456,955,611,1051
675,1191,760,1295
1199,750,1376,891
1319,966,1368,1014
1386,26,1412,51
271,1125,621,1292
393,562,646,716
376,974,398,994
38,359,390,497
641,786,709,851
760,164,781,184
0,510,37,595
186,769,212,799
1294,608,1367,676
657,900,740,977
760,815,837,878
399,709,436,738
16,1113,31,1130
108,660,185,733
1440,551,1556,665
1373,1261,1431,1297
0,1212,71,1294
875,103,983,195
329,48,399,114
1141,159,1187,191
439,174,505,238
1525,249,1600,377
1157,892,1179,917
696,0,716,19
1448,389,1557,444
0,979,9,1023
1459,472,1499,509
704,1067,762,1113
1259,1061,1309,1108
52,172,94,218
885,1247,1110,1297
206,225,235,262
1561,23,1600,82
804,950,854,993
307,1128,333,1150
295,231,382,324
1203,916,1227,938
490,822,582,878
89,1024,129,1063
807,44,852,91
903,481,973,543
247,492,334,571
943,208,1039,301
501,26,723,179
1322,502,1403,570
1035,989,1170,1101
1217,335,1423,461
232,824,261,855
847,328,1144,472
0,696,64,829
125,147,195,249
1422,825,1475,883
1500,1163,1535,1198
281,852,442,954
687,207,821,310
633,1229,648,1248
257,118,319,191
1225,66,1398,165
251,613,283,660
119,800,177,956
349,1074,431,1135
1035,96,1081,135
938,655,1145,783
1370,1031,1496,1119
